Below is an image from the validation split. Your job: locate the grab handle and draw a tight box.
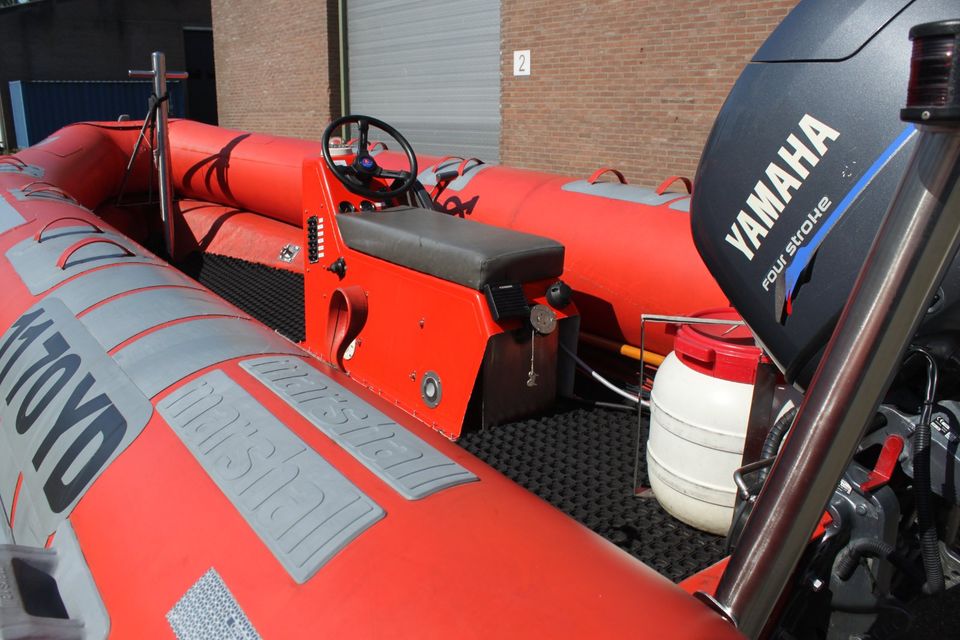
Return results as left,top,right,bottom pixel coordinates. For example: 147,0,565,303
20,181,80,204
655,175,693,195
21,181,80,203
35,217,103,243
457,157,484,174
0,156,27,169
346,138,389,152
587,167,627,184
57,238,133,270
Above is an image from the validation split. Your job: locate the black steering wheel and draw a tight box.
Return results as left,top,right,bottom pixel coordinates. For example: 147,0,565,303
321,115,419,200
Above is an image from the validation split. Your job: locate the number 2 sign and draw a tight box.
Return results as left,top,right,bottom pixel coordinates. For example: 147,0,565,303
513,50,530,76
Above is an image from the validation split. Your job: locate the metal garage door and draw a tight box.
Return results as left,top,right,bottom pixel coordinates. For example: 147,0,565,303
347,0,500,162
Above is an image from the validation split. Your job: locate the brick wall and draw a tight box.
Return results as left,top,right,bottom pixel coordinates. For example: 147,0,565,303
209,0,796,182
501,0,797,187
211,0,339,140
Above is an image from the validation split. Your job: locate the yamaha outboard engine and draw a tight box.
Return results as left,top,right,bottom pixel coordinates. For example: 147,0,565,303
692,2,960,638
692,0,958,386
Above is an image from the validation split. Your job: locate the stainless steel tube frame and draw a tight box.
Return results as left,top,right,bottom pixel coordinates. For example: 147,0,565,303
153,52,173,257
711,124,960,638
129,52,187,258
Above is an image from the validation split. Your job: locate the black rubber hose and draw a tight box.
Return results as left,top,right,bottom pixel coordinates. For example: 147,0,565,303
835,538,923,583
909,347,945,595
756,407,799,486
761,406,799,460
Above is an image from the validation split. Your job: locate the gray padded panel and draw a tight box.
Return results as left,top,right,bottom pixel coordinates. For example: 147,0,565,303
337,206,563,290
669,197,691,212
0,526,109,640
158,370,385,583
54,263,202,314
0,297,153,546
0,196,26,235
561,180,682,206
167,568,261,640
81,286,249,351
242,356,478,500
50,521,110,640
6,227,162,294
112,317,301,398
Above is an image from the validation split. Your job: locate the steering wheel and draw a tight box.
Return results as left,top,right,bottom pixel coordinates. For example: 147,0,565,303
321,115,419,200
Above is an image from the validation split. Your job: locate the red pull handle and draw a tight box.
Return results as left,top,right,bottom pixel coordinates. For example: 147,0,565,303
346,138,389,152
0,156,27,169
588,168,627,184
57,238,134,270
326,285,369,371
655,175,693,195
457,157,484,174
35,217,103,243
20,181,79,204
429,156,464,173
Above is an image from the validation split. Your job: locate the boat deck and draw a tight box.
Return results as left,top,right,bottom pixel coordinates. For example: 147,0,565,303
181,252,726,582
180,252,960,635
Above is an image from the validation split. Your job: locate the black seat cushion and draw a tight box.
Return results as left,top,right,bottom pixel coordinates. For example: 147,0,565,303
337,206,564,290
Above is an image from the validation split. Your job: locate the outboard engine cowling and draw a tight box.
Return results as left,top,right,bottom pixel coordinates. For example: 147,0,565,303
691,0,960,385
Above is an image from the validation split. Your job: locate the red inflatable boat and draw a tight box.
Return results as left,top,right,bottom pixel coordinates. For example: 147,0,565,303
0,116,738,638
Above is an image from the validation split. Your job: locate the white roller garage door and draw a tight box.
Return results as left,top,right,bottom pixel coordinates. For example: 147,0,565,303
347,0,501,162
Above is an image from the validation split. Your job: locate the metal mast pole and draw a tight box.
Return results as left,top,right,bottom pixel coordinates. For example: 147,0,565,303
129,51,188,258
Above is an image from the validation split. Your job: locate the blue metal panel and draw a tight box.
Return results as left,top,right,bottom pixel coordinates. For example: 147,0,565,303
8,80,186,148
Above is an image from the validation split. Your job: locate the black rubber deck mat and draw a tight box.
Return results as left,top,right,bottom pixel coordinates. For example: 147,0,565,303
179,253,306,343
458,406,727,583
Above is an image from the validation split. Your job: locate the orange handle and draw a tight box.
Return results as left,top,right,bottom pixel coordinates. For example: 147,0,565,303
326,286,369,371
655,175,693,195
587,168,627,184
346,138,389,151
57,238,133,270
457,157,484,174
20,181,79,204
429,156,464,173
35,217,103,243
0,156,27,169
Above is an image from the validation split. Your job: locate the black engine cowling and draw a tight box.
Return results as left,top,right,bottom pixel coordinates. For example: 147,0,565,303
691,0,960,385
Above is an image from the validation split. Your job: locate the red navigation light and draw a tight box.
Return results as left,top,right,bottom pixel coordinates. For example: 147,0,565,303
902,20,960,124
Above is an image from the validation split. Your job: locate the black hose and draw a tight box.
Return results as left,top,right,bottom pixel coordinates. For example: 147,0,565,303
909,347,945,595
756,407,799,486
835,538,923,583
761,407,799,460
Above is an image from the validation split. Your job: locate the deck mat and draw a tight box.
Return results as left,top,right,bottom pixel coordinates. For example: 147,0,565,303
459,406,727,582
180,253,306,343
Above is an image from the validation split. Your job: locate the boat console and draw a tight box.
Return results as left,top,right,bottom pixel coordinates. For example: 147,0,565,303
300,115,579,438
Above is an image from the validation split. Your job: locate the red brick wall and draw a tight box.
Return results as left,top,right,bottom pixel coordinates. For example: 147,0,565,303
210,0,796,180
211,0,339,140
500,0,797,186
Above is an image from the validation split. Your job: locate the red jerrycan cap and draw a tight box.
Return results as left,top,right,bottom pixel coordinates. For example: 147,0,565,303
672,308,764,384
